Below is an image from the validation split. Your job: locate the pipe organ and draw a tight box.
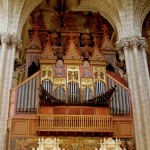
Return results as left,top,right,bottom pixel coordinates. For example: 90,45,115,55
39,59,107,105
7,10,134,150
11,33,131,115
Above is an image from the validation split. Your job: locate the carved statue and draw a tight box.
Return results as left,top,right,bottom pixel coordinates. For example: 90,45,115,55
32,138,64,150
95,138,124,150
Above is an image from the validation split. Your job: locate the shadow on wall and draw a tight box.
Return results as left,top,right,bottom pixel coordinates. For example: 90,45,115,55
28,62,39,77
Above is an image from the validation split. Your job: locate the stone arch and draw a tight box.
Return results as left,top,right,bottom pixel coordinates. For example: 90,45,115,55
17,0,43,36
141,1,150,31
16,0,122,40
75,0,122,40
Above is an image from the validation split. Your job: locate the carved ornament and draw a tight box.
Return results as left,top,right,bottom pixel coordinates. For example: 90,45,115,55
81,78,94,91
41,65,53,81
0,33,22,50
139,37,147,50
53,78,66,91
81,33,92,46
64,59,82,64
26,29,42,49
129,36,140,49
1,33,11,47
64,38,81,59
93,66,105,82
40,35,56,59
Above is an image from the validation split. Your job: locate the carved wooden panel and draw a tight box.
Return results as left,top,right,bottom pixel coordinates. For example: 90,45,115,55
12,119,28,135
118,122,133,137
29,120,37,135
11,118,37,136
112,119,134,138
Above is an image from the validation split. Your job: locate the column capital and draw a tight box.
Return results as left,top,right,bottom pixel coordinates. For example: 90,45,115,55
115,36,148,51
115,38,129,51
138,37,147,50
11,34,22,51
115,41,122,51
0,33,22,51
129,36,140,49
1,33,11,46
120,38,130,50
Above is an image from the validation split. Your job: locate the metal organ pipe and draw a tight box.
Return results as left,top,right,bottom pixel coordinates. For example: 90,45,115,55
16,73,39,114
107,75,130,116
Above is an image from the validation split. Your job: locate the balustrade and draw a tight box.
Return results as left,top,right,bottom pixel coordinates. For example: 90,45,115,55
37,114,113,132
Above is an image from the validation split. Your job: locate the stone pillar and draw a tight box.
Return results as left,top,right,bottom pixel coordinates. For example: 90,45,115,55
0,34,11,99
116,37,150,150
0,33,22,150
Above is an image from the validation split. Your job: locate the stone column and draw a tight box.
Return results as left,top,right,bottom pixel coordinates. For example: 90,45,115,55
0,33,22,150
0,34,11,100
116,37,150,150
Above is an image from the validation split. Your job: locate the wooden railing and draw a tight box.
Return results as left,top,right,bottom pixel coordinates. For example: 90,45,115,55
37,114,113,132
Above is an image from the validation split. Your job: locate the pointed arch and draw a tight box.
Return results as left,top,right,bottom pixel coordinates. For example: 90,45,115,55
17,0,43,35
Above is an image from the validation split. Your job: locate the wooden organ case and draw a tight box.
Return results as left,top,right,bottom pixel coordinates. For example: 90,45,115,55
37,36,116,136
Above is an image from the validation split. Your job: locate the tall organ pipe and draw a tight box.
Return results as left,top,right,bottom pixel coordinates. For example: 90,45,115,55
13,72,39,114
107,74,131,116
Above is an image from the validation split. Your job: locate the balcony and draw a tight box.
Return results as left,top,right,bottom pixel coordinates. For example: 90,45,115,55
37,114,113,135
